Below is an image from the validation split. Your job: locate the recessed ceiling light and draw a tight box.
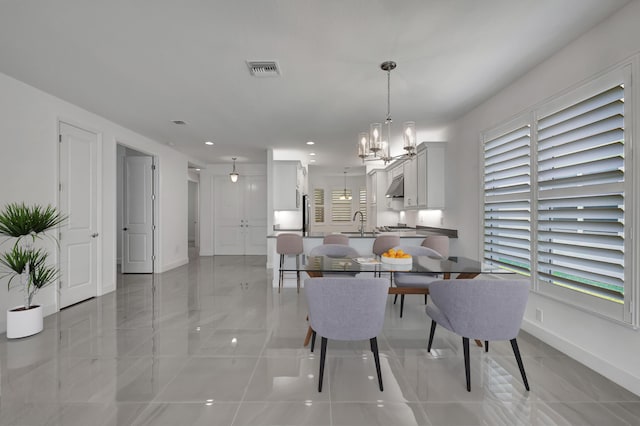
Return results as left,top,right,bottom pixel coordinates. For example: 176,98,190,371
306,141,315,145
310,159,316,163
205,141,214,146
195,168,201,171
309,152,316,156
171,120,188,125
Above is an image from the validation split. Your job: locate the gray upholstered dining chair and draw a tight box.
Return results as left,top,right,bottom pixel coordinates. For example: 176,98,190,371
323,234,349,245
308,244,360,278
392,245,444,318
421,235,450,259
309,243,359,258
276,233,304,293
305,277,389,392
425,279,531,392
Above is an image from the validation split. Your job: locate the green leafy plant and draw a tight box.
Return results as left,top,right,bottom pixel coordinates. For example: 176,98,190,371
0,203,67,310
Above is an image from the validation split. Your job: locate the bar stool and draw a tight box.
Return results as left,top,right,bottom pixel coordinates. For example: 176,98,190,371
421,235,449,259
276,233,304,293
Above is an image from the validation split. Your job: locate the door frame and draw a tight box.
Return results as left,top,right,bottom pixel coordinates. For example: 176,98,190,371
57,118,103,309
188,179,200,249
116,142,158,274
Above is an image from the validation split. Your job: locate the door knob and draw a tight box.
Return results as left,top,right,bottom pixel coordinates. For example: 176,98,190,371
123,227,128,231
91,233,99,238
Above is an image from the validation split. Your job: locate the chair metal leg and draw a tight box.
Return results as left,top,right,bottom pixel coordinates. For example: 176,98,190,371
427,320,437,351
278,254,284,293
424,294,427,304
370,337,383,391
319,337,328,392
393,294,398,304
485,341,489,352
295,255,300,293
511,338,530,391
463,337,471,392
310,330,316,353
400,294,405,318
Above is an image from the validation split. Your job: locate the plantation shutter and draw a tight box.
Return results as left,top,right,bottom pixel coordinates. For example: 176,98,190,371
536,83,625,301
359,188,367,222
313,188,324,223
331,189,352,222
483,121,532,275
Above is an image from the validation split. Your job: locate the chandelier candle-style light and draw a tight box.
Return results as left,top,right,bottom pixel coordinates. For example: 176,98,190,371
229,157,239,183
358,61,417,164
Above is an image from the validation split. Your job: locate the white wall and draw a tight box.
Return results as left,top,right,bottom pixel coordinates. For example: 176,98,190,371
445,1,640,394
0,71,191,332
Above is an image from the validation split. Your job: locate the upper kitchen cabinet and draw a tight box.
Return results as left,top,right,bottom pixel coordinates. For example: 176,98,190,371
367,168,387,206
416,142,445,209
273,160,303,210
403,158,418,208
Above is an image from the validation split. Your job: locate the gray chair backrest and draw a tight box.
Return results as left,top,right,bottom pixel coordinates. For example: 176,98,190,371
323,234,349,245
309,244,359,258
372,235,401,256
421,235,449,258
392,245,444,258
427,279,530,341
276,233,304,255
305,277,389,340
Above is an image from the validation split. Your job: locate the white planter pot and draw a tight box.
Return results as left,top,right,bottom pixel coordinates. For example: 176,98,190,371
6,305,43,339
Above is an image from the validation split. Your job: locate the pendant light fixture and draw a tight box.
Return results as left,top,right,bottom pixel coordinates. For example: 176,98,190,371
339,170,352,200
229,157,239,183
358,61,417,164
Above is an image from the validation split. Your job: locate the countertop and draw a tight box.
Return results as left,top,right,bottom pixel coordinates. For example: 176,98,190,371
268,226,457,239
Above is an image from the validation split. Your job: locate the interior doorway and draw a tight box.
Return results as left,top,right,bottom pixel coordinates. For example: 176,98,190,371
188,179,200,249
117,144,156,274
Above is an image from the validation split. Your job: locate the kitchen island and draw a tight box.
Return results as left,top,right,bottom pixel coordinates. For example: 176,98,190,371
267,226,457,289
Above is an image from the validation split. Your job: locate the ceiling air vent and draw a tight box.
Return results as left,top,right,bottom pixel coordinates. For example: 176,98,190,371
246,61,281,77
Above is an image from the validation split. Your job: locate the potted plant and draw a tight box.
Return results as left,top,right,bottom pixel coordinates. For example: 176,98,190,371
0,203,66,339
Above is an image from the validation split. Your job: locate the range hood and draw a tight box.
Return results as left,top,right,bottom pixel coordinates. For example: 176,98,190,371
385,175,404,198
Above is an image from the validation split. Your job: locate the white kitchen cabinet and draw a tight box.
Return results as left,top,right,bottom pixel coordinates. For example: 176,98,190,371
416,142,445,209
273,161,301,210
403,158,417,208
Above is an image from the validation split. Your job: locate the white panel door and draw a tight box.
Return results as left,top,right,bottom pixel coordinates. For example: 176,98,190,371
215,176,244,254
214,175,267,255
244,176,267,255
59,122,98,308
122,156,154,273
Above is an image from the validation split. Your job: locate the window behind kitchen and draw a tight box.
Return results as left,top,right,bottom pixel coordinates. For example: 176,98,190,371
331,189,352,222
313,188,324,223
359,188,367,222
482,65,631,323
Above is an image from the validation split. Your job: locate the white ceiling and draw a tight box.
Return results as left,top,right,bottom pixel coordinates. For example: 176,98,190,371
0,0,630,168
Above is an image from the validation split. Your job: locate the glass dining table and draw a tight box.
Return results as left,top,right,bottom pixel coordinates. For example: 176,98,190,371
298,254,510,285
291,254,513,347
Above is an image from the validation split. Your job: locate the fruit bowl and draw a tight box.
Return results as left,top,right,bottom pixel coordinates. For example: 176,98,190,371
380,255,413,265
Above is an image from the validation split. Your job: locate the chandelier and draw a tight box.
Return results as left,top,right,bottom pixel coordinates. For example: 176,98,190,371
358,61,416,164
339,170,352,200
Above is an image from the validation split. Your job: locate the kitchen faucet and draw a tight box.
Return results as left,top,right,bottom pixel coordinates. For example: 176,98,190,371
353,211,365,236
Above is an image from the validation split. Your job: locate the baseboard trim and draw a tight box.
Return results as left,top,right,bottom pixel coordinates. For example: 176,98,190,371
159,257,189,273
522,319,640,397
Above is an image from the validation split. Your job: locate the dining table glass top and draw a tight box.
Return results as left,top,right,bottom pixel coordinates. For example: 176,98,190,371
286,255,511,276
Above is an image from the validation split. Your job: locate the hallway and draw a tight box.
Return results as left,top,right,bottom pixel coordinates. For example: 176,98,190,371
1,255,639,425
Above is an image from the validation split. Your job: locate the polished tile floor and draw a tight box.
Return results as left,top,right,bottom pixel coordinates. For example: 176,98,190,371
1,254,640,425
